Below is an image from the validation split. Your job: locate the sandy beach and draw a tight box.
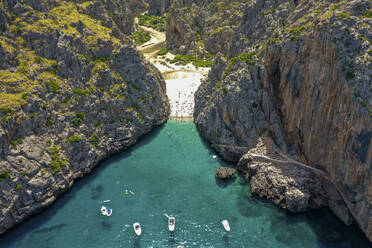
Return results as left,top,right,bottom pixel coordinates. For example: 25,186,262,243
136,19,210,119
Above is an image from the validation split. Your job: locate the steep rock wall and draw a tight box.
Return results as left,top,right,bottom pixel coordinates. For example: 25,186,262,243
0,0,169,235
194,0,372,241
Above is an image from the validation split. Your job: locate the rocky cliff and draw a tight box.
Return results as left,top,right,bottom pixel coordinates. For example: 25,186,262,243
147,0,170,16
0,0,170,234
193,0,372,241
165,0,247,55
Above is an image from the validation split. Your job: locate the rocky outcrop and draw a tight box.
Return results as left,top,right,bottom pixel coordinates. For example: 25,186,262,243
0,0,169,235
165,0,247,55
215,167,236,179
194,0,372,241
147,0,171,16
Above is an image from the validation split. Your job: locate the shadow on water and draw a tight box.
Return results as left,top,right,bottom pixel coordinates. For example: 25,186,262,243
222,233,231,247
133,237,141,248
234,177,371,247
0,123,166,246
215,176,236,188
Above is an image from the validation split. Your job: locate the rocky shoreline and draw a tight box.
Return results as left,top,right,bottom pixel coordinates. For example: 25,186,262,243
188,0,372,241
0,0,170,235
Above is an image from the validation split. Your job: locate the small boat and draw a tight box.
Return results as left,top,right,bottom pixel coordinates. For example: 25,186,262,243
168,217,175,232
101,206,107,216
222,220,230,232
106,207,112,216
133,222,142,236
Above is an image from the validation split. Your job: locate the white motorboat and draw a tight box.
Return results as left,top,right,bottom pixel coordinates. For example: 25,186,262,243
168,217,175,232
101,206,107,216
222,219,230,232
133,222,142,236
101,206,112,216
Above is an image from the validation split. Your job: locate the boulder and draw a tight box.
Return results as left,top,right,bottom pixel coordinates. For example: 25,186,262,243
216,167,237,179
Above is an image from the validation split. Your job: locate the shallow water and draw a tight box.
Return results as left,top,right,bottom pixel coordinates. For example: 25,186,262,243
1,121,370,248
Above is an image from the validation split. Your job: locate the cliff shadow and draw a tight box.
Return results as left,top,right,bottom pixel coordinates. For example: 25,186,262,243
0,122,167,246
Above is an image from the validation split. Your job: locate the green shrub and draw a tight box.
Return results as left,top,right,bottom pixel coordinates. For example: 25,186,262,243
130,29,151,45
74,111,86,120
10,138,23,147
72,118,82,127
171,54,213,67
230,52,258,66
0,107,14,114
338,12,350,19
363,9,372,18
0,170,10,182
46,118,54,127
72,88,91,96
261,8,276,16
138,14,167,32
15,184,23,190
66,134,81,143
44,79,60,94
89,133,99,147
157,48,168,56
48,146,68,174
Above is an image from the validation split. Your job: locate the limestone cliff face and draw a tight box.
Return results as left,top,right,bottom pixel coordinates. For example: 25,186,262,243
165,0,246,55
194,0,372,241
147,0,171,16
0,0,169,234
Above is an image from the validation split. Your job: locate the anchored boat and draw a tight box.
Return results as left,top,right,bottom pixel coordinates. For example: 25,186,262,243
164,214,175,232
168,217,175,232
222,219,230,232
133,222,142,236
100,206,112,216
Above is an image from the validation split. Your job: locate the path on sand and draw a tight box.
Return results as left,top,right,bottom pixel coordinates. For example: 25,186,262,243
135,18,210,118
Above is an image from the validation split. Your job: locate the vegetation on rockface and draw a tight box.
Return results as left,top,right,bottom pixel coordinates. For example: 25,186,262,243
0,1,126,111
0,170,11,182
171,54,213,67
130,29,151,45
138,14,167,32
0,0,170,236
15,184,23,190
89,133,99,147
166,0,247,56
66,134,82,143
48,146,68,174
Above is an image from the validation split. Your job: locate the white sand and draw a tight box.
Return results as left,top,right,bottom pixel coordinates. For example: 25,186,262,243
136,21,210,118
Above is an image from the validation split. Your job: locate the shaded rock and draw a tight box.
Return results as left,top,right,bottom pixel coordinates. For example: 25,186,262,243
216,167,236,179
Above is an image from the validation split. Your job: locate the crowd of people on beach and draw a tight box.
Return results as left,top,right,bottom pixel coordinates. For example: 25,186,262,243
170,90,195,117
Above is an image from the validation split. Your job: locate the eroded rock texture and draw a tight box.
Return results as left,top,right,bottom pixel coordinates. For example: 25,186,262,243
0,0,169,234
193,0,372,241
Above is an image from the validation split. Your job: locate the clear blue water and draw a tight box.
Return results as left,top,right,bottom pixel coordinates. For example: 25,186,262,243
1,121,370,248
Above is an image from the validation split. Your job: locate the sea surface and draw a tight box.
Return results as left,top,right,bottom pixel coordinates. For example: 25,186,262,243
1,121,370,248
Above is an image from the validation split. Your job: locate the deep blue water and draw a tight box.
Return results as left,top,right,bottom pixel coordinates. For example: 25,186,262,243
0,121,370,248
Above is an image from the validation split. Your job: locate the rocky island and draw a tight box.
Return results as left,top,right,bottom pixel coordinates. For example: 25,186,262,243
0,0,371,245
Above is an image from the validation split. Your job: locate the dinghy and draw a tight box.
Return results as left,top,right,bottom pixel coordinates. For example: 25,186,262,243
106,207,112,216
133,222,142,236
222,220,230,232
168,217,175,232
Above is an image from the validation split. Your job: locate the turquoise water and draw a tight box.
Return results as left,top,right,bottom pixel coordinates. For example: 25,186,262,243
1,121,370,248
